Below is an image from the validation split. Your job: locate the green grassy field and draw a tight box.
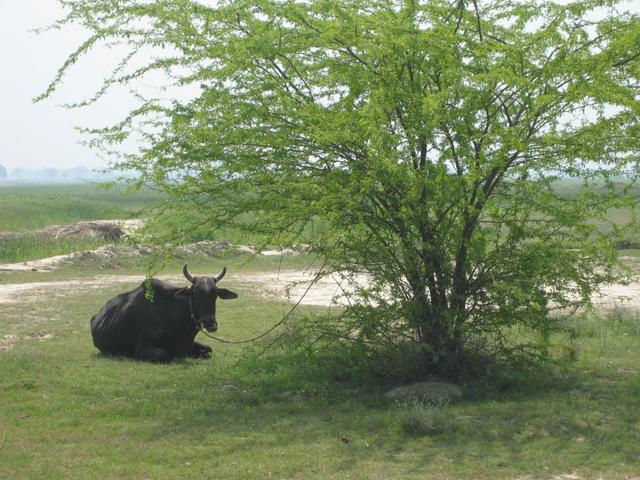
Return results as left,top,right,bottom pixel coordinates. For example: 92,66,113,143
1,181,638,264
1,260,639,479
0,183,161,263
1,183,640,478
0,183,160,232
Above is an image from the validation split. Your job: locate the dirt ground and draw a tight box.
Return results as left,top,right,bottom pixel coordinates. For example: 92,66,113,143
1,266,639,311
0,270,357,308
1,219,639,311
1,261,639,353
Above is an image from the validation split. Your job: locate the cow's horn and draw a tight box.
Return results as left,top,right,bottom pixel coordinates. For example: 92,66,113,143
183,264,195,283
214,266,227,282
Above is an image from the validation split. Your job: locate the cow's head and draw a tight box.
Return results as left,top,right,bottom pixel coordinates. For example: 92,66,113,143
175,264,238,332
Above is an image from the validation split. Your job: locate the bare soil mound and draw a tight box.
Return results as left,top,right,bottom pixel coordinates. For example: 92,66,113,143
0,238,305,273
0,219,143,242
0,244,154,272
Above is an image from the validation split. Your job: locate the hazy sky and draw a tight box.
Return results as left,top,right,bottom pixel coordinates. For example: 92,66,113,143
0,0,135,171
1,0,638,172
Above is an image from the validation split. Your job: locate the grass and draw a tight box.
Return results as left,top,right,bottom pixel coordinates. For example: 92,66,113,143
0,184,159,263
2,181,637,264
397,400,457,437
0,183,322,263
0,183,160,232
0,233,110,264
2,182,640,478
0,183,161,263
1,259,640,479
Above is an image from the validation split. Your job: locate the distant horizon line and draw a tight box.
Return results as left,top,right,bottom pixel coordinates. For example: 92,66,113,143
0,163,137,181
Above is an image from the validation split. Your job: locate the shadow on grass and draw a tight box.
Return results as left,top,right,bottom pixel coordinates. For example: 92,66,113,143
169,349,640,466
94,348,586,422
3,335,640,478
4,296,640,479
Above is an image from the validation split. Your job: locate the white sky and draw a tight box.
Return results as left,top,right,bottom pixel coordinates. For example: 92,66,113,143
0,0,136,171
0,0,638,171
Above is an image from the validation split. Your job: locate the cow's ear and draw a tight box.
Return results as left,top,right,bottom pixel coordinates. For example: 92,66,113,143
217,288,238,300
174,287,192,299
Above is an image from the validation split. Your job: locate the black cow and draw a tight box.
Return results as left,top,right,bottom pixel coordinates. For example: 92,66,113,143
90,264,238,363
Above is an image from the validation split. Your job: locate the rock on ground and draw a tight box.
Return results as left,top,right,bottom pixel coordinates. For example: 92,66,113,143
384,381,463,403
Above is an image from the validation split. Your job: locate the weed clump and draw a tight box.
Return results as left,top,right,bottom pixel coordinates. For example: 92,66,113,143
397,400,457,437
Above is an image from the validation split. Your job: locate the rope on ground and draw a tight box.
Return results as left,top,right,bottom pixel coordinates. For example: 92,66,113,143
199,257,329,345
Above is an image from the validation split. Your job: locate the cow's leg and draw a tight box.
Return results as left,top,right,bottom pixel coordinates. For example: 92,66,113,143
135,345,172,363
188,341,212,359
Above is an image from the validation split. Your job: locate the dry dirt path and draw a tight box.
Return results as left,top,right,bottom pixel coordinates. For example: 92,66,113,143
0,271,360,308
1,268,639,311
0,271,354,351
0,267,638,351
3,218,638,309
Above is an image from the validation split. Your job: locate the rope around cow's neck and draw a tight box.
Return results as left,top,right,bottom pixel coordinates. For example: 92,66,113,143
188,296,197,325
197,258,329,345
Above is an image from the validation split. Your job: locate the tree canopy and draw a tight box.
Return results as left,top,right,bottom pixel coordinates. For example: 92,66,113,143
42,0,640,375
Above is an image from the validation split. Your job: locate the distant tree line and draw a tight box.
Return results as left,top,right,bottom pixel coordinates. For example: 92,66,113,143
0,165,123,181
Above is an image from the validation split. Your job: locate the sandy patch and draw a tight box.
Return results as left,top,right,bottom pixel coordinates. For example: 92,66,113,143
592,282,640,310
0,332,55,351
0,269,638,311
234,270,368,307
1,268,640,350
0,270,356,307
0,334,18,351
0,277,131,305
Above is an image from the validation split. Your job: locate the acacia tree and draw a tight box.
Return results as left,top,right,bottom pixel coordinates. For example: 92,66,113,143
42,0,640,372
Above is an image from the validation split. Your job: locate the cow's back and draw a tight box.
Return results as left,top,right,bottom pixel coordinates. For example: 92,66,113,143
90,286,144,356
